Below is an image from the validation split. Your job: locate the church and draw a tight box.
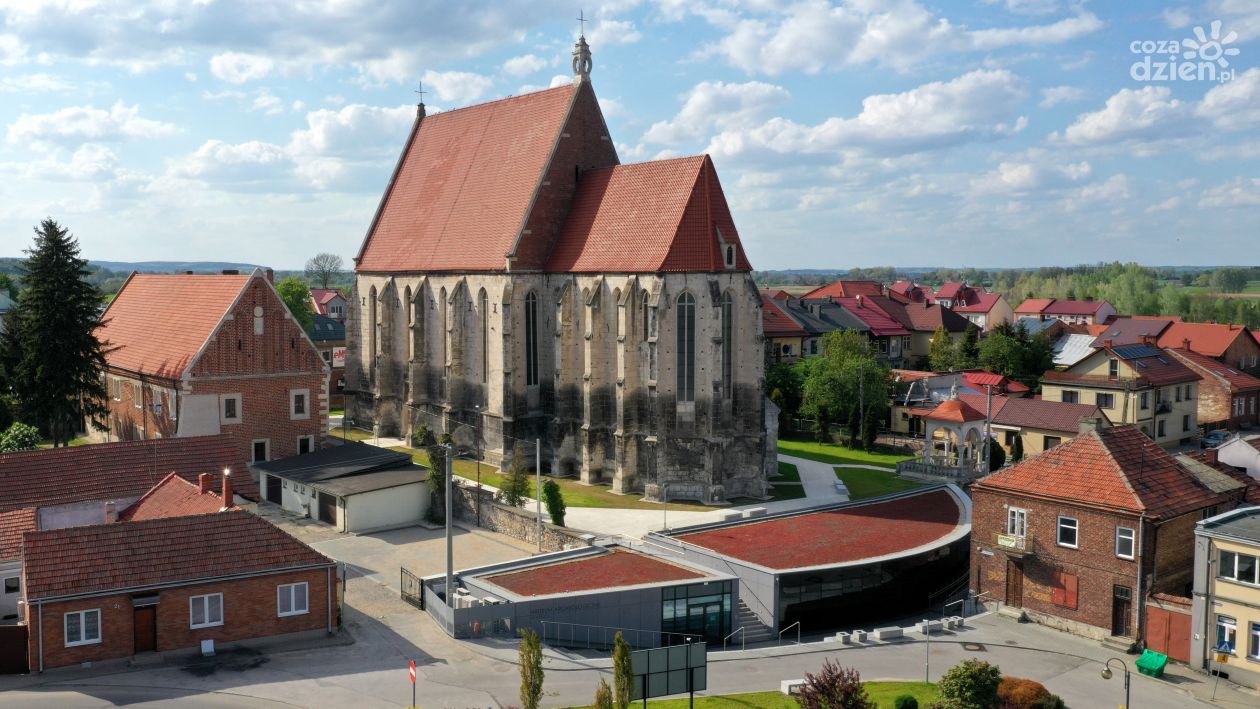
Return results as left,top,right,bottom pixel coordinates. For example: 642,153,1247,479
345,35,771,503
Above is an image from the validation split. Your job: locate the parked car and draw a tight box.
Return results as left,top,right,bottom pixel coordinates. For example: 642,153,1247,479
1201,429,1231,449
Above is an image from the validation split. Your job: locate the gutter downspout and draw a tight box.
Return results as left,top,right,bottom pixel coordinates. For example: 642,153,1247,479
37,601,43,673
327,566,333,634
1203,539,1215,672
1136,513,1147,646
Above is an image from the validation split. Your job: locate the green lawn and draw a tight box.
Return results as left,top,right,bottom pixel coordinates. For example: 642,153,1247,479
834,466,923,499
328,426,376,442
865,681,939,707
564,683,936,708
1245,280,1260,294
37,436,91,449
764,483,807,502
773,462,801,483
328,407,345,417
778,438,913,469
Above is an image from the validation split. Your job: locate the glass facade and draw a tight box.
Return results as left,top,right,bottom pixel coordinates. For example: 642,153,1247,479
661,581,732,644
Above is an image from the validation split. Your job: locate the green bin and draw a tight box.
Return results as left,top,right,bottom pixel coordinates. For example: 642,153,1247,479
1135,649,1168,678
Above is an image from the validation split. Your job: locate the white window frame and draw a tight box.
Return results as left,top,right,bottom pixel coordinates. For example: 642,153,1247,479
1251,621,1260,660
1006,507,1027,538
64,608,101,647
133,381,143,409
297,435,314,455
220,393,242,424
252,438,271,463
1057,516,1079,549
277,582,309,617
1116,527,1136,560
189,593,224,629
1220,550,1259,586
290,389,310,420
1218,615,1238,655
112,377,122,401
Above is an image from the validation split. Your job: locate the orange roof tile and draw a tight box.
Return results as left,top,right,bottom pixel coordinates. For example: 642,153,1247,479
97,273,250,378
1166,347,1260,392
1157,322,1252,358
22,511,333,601
973,425,1224,519
762,294,807,337
0,507,37,560
119,472,234,522
803,280,885,299
483,548,707,597
1014,298,1054,314
927,398,987,423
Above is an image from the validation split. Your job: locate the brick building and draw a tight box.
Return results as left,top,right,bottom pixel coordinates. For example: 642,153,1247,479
310,314,346,409
22,511,339,671
95,269,329,464
1166,346,1260,430
1157,322,1260,376
971,423,1232,644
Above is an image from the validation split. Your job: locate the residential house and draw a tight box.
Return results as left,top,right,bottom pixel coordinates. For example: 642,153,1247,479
1016,298,1117,326
1016,317,1067,340
762,294,807,363
1051,333,1098,369
957,393,1109,457
801,280,885,300
1041,342,1201,448
0,291,12,334
971,423,1230,644
1157,322,1260,376
931,282,970,309
953,293,1014,332
1218,435,1260,479
832,295,911,366
787,297,872,358
309,288,348,321
22,511,339,671
1166,347,1260,430
95,269,329,464
310,314,347,409
1091,317,1177,348
872,297,972,370
1191,506,1260,690
888,281,934,304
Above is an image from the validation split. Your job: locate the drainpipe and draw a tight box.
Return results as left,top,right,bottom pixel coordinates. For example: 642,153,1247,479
37,601,43,673
1202,540,1215,671
327,566,333,633
1136,513,1147,645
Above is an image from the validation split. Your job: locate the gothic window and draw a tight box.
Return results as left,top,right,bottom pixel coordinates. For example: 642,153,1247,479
438,288,448,370
721,290,733,400
368,286,378,380
525,291,539,386
641,290,652,341
677,292,695,403
411,288,423,362
479,288,489,384
725,245,735,268
404,286,413,361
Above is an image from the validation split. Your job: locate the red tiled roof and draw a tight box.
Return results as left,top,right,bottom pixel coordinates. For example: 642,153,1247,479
0,435,254,513
762,295,808,337
1166,348,1260,392
22,510,333,601
1043,299,1110,316
973,425,1224,519
482,548,706,597
1156,322,1252,358
760,289,791,301
676,489,964,570
961,371,1030,394
928,398,987,423
803,280,885,299
1109,345,1202,386
834,296,911,336
935,282,965,299
97,273,250,378
356,85,586,272
876,298,971,333
309,288,343,315
961,394,1107,434
1090,317,1177,348
892,369,935,382
545,155,751,273
1014,298,1054,314
119,472,234,522
953,293,1003,314
0,507,37,560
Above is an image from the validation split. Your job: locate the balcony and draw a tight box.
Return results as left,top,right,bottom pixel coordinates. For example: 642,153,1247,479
1156,401,1172,414
996,532,1033,558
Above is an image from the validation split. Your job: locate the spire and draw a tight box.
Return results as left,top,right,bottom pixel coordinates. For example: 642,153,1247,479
414,80,426,119
572,11,592,84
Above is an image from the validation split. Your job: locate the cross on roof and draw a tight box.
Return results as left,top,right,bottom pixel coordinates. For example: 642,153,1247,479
577,10,587,37
414,81,426,103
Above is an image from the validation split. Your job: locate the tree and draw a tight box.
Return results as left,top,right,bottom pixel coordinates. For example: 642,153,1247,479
2,219,110,446
518,627,544,709
957,326,980,369
988,440,1006,471
862,410,878,451
0,422,41,452
813,404,831,443
612,631,633,709
593,677,614,709
801,330,891,449
936,659,1002,709
1011,434,1024,464
276,277,314,333
542,479,566,526
798,659,874,709
304,252,344,289
929,326,956,372
501,443,533,507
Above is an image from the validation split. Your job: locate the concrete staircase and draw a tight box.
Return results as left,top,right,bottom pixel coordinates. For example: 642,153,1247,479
733,599,775,646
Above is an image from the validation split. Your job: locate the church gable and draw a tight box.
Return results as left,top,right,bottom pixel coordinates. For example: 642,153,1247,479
665,155,752,273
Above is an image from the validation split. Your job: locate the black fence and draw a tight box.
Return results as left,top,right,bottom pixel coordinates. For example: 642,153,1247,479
401,567,424,611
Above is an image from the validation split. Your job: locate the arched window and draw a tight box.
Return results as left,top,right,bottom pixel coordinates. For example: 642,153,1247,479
404,286,413,361
725,245,734,268
677,292,695,403
525,292,539,386
438,288,447,369
479,288,489,384
721,290,733,399
368,286,378,382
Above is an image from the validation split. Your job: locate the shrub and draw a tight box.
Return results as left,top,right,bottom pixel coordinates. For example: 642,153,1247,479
0,422,40,452
612,632,632,709
500,443,533,507
542,479,566,526
937,659,1002,709
998,677,1049,708
798,659,875,709
593,677,614,709
895,695,920,709
518,628,543,709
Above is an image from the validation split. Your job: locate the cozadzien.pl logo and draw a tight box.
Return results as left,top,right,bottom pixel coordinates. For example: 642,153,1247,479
1130,20,1241,83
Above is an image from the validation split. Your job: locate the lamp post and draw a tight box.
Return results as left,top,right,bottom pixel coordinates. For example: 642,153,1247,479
473,405,482,528
1101,657,1130,709
443,443,453,606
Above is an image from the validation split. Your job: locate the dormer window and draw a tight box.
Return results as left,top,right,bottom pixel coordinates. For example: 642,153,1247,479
725,245,735,268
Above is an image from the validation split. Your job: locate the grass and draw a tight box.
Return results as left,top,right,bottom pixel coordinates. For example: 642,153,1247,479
387,445,716,511
778,438,914,469
773,461,801,483
36,436,91,449
764,483,807,501
328,407,345,417
1244,280,1260,295
865,681,940,707
328,426,375,442
564,683,937,708
834,466,923,500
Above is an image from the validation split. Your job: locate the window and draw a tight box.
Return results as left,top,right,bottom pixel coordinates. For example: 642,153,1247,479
720,291,733,400
725,244,734,268
134,381,143,408
1109,359,1119,377
1115,527,1136,559
1061,390,1079,404
1175,386,1182,402
1051,572,1079,609
3,576,17,594
190,593,223,629
641,291,651,341
64,609,101,647
676,293,695,403
252,439,270,463
810,339,818,355
298,435,314,455
1044,435,1061,449
1235,397,1246,417
901,335,911,351
1139,392,1149,410
321,350,331,363
1220,550,1260,585
112,377,122,401
1251,622,1260,660
278,582,309,617
524,292,538,386
220,394,242,423
1218,615,1237,654
1057,516,1079,548
1006,507,1027,537
1183,414,1190,432
1096,392,1115,409
1185,384,1193,400
1157,419,1166,437
290,389,309,420
479,289,489,384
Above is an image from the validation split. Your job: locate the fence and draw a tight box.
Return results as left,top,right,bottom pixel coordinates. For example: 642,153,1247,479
538,620,698,650
400,567,424,611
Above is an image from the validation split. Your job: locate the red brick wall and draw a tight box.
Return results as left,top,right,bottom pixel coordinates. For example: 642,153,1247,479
189,373,327,462
1220,334,1260,376
102,374,178,441
29,568,337,670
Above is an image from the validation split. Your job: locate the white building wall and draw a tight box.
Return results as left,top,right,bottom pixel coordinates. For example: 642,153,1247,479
343,484,428,533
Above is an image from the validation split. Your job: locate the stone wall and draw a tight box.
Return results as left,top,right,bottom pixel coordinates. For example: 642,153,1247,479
448,481,592,553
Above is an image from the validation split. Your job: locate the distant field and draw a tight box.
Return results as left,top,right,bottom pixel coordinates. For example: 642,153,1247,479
764,284,819,295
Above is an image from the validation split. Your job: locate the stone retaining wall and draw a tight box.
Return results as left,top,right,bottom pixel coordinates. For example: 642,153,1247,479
449,481,592,553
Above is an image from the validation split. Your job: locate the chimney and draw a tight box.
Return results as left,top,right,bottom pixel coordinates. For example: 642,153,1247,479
1183,338,1191,351
264,268,275,284
198,472,212,494
1140,334,1154,346
104,501,117,524
1103,338,1114,349
1079,416,1102,435
1205,447,1219,465
183,270,194,275
221,269,239,275
221,469,233,508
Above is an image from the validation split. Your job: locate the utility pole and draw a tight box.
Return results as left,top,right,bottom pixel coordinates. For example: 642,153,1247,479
444,443,453,604
536,438,542,552
983,384,993,476
859,360,865,444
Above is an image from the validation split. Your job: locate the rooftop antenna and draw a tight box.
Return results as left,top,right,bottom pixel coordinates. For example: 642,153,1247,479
414,81,426,119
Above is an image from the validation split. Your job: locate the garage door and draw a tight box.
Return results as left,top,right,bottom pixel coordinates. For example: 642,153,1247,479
266,475,282,505
318,492,337,525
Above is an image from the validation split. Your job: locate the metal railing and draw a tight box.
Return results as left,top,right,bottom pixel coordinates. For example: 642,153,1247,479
779,621,801,646
722,626,745,652
400,567,423,611
538,620,698,650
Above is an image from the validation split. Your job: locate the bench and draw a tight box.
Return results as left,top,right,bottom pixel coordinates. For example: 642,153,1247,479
918,620,943,635
780,679,806,695
1135,649,1168,678
834,481,850,494
874,626,903,641
744,507,768,518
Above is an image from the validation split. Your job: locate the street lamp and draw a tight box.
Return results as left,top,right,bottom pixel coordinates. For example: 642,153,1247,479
1101,657,1130,709
473,405,482,528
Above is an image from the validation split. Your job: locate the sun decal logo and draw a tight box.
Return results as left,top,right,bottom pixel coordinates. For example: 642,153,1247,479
1183,20,1240,68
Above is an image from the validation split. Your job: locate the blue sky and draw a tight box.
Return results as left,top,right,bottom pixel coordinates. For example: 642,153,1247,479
0,1,1257,270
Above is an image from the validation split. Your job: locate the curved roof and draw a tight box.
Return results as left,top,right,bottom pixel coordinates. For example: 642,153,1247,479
928,398,987,423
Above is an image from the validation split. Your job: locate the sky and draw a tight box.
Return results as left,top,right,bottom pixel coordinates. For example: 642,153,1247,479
0,1,1257,271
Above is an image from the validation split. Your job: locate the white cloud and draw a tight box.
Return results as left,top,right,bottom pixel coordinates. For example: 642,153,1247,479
420,69,493,104
971,160,1092,195
986,0,1061,14
1145,196,1182,213
170,139,292,184
1199,178,1260,208
0,34,26,65
1052,86,1191,146
251,89,283,115
0,73,74,93
1076,174,1132,203
1038,85,1086,107
1162,8,1193,29
291,100,306,112
1198,68,1260,131
548,74,571,88
209,52,275,84
289,103,414,160
184,72,197,82
0,144,120,181
589,19,642,47
6,101,179,145
643,81,790,145
501,54,548,77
